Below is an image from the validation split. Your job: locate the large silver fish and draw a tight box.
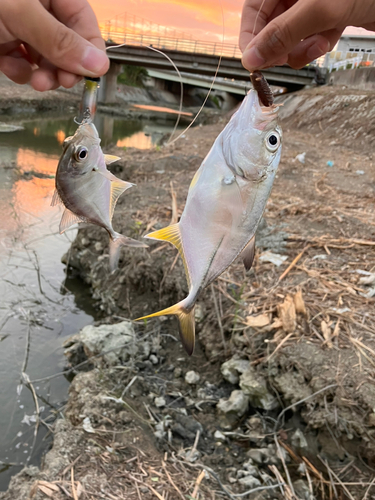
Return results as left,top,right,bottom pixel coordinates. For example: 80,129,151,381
136,74,282,354
52,121,146,270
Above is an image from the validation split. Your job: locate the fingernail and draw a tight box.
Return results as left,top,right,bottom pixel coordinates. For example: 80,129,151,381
306,42,329,61
242,46,266,70
82,46,109,75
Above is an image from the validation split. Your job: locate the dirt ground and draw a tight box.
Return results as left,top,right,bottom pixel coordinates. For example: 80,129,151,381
2,84,375,500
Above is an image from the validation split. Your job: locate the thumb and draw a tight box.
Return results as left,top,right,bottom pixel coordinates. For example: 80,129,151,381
242,0,337,71
10,0,109,77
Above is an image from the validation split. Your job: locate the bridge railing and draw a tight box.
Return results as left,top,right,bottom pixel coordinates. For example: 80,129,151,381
102,30,243,59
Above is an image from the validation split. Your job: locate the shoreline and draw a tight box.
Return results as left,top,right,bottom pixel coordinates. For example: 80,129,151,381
1,83,375,499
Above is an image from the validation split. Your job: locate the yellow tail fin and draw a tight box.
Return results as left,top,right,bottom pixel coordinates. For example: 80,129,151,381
136,302,195,355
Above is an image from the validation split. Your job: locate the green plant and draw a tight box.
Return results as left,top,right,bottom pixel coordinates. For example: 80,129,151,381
117,65,149,87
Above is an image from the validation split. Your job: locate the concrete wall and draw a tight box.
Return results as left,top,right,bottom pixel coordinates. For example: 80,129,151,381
329,67,375,90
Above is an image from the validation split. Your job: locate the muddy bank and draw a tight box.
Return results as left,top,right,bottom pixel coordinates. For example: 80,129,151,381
2,85,375,499
0,74,215,124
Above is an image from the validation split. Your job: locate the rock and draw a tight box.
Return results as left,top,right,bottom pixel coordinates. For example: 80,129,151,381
195,304,205,323
185,370,200,384
0,123,25,133
242,460,259,476
149,354,158,365
94,242,103,251
171,414,203,442
245,416,265,443
214,430,226,442
154,396,166,408
197,382,224,402
246,449,264,464
178,449,201,462
246,446,284,465
0,466,40,500
217,390,249,428
221,358,251,385
174,367,183,378
238,475,261,488
291,428,308,449
63,321,137,366
293,479,315,500
368,413,375,427
154,417,172,440
239,368,279,410
273,372,311,406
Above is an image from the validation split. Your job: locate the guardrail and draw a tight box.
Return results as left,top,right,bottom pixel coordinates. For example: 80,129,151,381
101,30,243,59
328,55,363,72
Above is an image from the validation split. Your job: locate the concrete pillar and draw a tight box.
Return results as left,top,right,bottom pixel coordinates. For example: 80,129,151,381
94,115,114,147
98,62,122,104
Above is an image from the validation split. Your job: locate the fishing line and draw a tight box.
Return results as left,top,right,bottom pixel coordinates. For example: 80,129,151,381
105,43,184,143
165,0,225,146
252,0,267,37
105,0,226,147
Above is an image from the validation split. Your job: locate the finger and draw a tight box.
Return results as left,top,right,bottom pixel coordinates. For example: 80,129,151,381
30,69,58,91
57,69,82,89
239,0,280,52
30,59,59,91
49,0,106,51
0,55,33,84
8,0,109,77
287,30,342,69
242,0,343,70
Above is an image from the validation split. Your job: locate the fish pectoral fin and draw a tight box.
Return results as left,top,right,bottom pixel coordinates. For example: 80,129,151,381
59,208,86,234
104,154,121,165
51,189,63,207
145,224,191,288
135,302,195,356
241,235,256,271
109,180,133,220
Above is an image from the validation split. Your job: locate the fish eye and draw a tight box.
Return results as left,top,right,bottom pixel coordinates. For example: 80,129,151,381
75,146,88,162
265,131,280,152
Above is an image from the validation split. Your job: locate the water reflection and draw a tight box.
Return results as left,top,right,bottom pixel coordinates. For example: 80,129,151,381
0,110,183,491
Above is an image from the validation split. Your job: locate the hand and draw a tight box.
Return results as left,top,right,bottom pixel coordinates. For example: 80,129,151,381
240,0,375,71
0,0,109,91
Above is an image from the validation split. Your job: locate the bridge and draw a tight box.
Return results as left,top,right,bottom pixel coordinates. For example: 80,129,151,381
99,13,322,103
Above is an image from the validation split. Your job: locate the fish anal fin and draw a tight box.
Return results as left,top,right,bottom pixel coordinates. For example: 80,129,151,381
146,224,191,288
51,189,63,207
135,302,195,355
104,154,121,165
110,180,133,220
59,208,86,234
109,232,148,271
241,235,256,271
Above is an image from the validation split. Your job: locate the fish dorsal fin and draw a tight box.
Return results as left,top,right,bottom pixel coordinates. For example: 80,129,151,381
104,154,121,165
241,235,256,271
146,224,191,288
51,189,63,207
109,180,133,220
59,208,86,234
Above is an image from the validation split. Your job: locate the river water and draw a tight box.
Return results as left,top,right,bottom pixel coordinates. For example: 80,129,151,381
0,112,180,490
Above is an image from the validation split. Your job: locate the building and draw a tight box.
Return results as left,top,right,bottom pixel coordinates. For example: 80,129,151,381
336,35,375,61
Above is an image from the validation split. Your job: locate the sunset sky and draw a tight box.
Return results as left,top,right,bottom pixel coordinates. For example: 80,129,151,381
90,0,249,44
89,0,375,45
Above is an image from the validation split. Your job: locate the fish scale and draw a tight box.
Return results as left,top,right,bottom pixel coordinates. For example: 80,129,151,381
136,73,282,355
53,78,147,271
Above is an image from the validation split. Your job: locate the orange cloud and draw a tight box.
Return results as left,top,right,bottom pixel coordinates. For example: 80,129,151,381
89,0,243,43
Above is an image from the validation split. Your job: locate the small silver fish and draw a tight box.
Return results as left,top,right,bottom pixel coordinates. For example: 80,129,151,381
52,121,146,270
136,78,282,354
